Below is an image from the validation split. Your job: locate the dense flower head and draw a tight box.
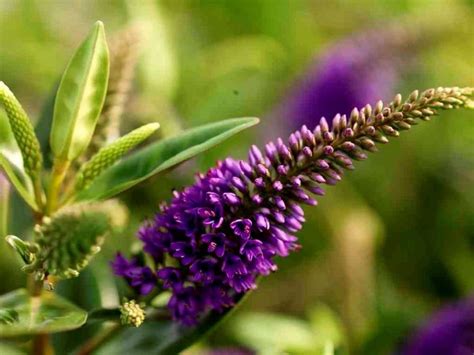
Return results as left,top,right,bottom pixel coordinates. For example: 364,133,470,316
402,297,474,355
113,87,473,326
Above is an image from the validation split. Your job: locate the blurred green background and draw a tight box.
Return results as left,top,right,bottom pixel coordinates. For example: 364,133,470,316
0,0,473,354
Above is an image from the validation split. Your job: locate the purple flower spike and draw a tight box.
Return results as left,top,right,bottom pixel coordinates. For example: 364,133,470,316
113,86,474,325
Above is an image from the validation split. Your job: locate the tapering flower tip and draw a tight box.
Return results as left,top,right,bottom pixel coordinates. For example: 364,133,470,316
114,87,473,325
0,82,43,178
120,299,146,327
402,297,474,355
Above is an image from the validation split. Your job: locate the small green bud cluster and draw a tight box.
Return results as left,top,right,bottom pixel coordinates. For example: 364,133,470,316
120,299,145,327
21,212,110,279
75,123,159,191
0,82,43,178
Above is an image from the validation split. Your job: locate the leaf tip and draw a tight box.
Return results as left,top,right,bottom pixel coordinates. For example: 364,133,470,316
94,20,105,31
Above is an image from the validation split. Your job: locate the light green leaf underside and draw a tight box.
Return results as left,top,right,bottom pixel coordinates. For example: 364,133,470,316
0,289,87,336
76,117,259,202
0,111,36,210
50,21,110,161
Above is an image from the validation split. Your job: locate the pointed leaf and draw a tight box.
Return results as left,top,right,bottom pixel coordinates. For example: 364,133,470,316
50,21,110,161
76,117,259,202
0,289,87,336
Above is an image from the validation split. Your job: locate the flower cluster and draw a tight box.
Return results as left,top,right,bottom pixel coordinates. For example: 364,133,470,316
113,87,473,325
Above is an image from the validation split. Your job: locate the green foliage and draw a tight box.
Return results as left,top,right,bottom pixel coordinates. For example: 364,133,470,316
75,123,159,192
50,21,110,162
98,304,239,355
0,288,87,336
0,82,43,180
5,235,37,265
31,212,110,279
75,117,259,202
84,27,141,160
0,308,19,325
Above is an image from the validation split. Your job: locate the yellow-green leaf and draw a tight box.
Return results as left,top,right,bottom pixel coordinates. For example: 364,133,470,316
50,21,110,161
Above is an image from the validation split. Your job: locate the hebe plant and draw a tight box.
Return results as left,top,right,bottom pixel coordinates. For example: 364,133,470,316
0,21,472,355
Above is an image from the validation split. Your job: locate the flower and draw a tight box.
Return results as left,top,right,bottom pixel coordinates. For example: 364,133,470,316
120,299,146,328
280,25,420,131
402,297,474,355
113,87,473,326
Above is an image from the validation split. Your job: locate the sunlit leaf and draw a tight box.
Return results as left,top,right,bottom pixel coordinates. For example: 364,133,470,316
308,304,347,353
224,312,316,354
75,117,259,202
0,289,87,336
50,21,109,161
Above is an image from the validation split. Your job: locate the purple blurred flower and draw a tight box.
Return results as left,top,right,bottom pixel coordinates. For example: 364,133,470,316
281,26,417,130
403,297,474,355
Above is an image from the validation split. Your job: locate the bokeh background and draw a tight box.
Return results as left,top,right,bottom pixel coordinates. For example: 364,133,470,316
0,0,473,354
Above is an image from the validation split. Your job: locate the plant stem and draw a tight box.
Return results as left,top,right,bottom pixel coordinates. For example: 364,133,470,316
77,324,121,355
46,159,70,215
0,175,10,237
33,175,44,211
27,274,54,355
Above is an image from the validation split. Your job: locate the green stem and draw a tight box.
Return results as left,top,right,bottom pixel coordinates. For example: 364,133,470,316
27,275,54,355
33,175,45,211
46,159,70,215
0,176,10,237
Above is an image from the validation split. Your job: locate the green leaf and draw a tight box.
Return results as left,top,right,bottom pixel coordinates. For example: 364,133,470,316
50,21,110,161
0,289,87,336
76,117,259,202
0,343,25,355
0,111,37,211
97,306,237,355
308,304,347,353
224,312,317,354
